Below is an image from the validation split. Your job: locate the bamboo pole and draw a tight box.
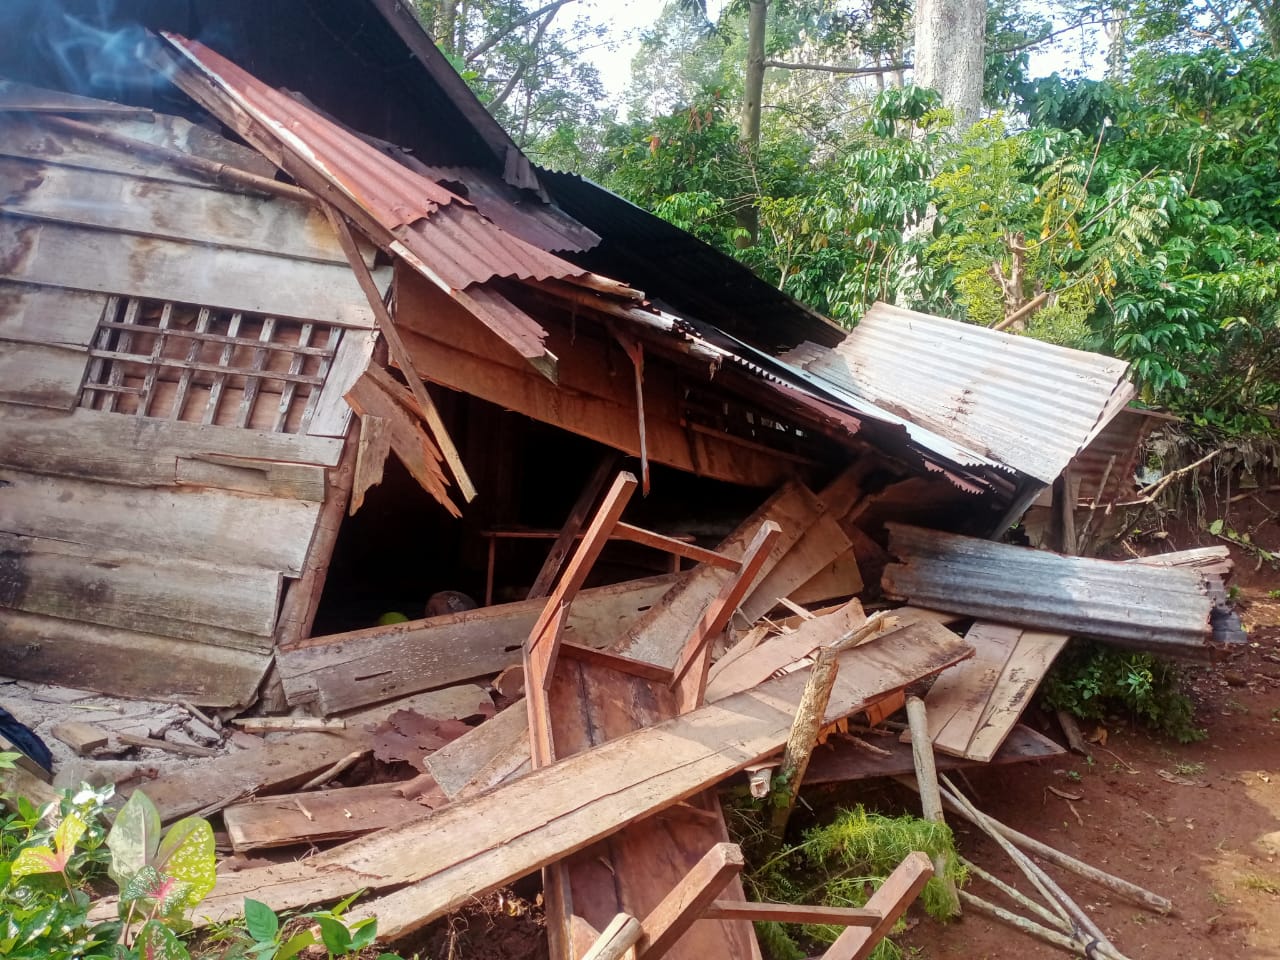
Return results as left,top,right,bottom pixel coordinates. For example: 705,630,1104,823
962,857,1070,933
905,696,960,918
961,892,1093,957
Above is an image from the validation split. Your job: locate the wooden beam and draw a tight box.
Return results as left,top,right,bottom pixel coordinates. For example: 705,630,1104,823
769,647,839,840
669,520,781,695
613,523,738,570
636,843,744,959
819,852,934,960
905,696,960,918
527,452,620,600
160,627,971,931
701,901,878,927
559,642,675,684
321,202,476,502
526,471,638,767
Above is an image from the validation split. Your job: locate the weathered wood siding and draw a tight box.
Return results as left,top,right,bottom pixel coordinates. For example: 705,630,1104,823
0,106,380,705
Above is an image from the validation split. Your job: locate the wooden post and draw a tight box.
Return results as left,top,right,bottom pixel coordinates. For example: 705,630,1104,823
769,647,839,840
527,452,621,600
905,696,960,918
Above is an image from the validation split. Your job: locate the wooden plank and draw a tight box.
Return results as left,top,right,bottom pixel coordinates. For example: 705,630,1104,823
616,481,827,667
791,547,864,607
51,721,110,756
636,843,744,958
704,598,866,702
0,467,321,575
165,627,972,932
819,852,933,960
802,724,1066,786
0,340,86,409
0,218,377,327
0,155,365,267
308,327,374,438
0,532,280,652
927,622,1022,756
559,642,675,684
224,782,438,852
701,902,878,926
0,405,343,485
740,512,853,624
396,267,796,489
277,575,678,714
669,521,781,702
963,630,1069,763
582,914,643,960
176,455,327,502
613,523,737,571
345,369,459,517
425,705,530,800
0,608,270,707
527,453,621,599
130,684,488,823
0,281,105,347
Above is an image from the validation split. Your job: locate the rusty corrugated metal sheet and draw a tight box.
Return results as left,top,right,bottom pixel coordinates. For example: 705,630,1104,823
1069,407,1171,505
794,303,1135,485
882,523,1217,652
162,36,587,292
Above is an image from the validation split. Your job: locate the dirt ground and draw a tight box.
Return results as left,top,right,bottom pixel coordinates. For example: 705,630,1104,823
898,585,1280,960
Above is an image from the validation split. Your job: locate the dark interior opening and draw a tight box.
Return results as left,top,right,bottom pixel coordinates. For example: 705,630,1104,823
311,390,772,637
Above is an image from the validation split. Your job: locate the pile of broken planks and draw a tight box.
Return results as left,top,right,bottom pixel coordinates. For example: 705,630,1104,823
75,465,1237,960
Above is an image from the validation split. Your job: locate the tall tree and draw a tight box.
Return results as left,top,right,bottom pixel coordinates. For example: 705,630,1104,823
914,0,985,130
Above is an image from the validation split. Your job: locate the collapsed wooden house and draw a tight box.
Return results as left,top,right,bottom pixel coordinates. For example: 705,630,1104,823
0,3,1236,958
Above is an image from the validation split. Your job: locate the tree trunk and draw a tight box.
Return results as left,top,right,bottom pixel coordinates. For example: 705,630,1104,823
438,1,459,56
913,0,985,132
736,0,768,248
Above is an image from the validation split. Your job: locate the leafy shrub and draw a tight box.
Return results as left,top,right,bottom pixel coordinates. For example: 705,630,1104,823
1042,641,1206,742
744,806,964,960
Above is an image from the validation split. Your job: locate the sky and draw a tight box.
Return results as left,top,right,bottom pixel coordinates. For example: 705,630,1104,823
572,0,1104,104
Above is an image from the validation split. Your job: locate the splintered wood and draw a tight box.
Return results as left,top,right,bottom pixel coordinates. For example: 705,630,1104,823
147,626,969,932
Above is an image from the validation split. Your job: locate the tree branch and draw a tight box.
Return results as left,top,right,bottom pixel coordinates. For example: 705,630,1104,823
488,7,557,110
763,58,911,76
466,0,577,62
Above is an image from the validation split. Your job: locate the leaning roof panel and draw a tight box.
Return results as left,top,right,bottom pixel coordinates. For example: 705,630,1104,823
793,303,1135,485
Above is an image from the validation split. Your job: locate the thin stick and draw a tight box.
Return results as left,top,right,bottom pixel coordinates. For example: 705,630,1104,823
299,749,368,790
962,857,1070,932
933,782,1172,914
960,891,1095,957
942,776,1117,952
829,612,900,652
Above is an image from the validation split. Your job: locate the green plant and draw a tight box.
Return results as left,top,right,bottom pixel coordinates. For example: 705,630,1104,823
1042,641,1206,743
743,807,965,960
237,895,401,960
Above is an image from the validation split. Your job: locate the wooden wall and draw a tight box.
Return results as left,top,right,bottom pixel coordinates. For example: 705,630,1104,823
0,106,387,706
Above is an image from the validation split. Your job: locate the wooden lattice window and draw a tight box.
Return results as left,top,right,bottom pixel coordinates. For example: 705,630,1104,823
79,297,342,433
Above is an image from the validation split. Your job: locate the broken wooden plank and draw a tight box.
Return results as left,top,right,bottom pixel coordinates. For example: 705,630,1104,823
51,721,109,756
307,327,376,440
527,453,621,599
277,575,677,714
345,369,459,518
164,627,970,931
0,341,86,410
117,733,221,759
739,512,852,624
349,414,390,515
128,684,488,823
637,843,744,958
425,706,531,801
223,781,440,852
791,547,864,607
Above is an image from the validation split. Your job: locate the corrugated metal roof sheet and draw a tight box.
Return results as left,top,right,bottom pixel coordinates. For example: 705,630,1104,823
882,523,1217,652
794,303,1135,485
162,36,587,292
